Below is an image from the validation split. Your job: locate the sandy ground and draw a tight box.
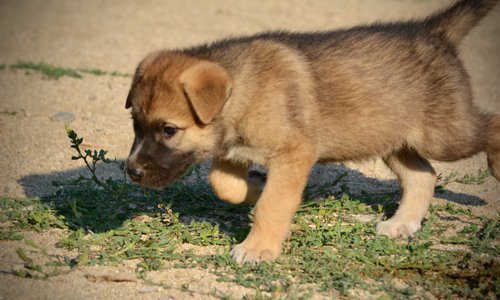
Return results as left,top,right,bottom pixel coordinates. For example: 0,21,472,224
0,0,499,299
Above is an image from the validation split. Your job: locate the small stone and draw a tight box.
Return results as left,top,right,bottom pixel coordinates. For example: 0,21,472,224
51,112,75,123
138,287,158,293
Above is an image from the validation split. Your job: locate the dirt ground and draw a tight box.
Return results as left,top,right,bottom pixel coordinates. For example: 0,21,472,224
0,0,499,299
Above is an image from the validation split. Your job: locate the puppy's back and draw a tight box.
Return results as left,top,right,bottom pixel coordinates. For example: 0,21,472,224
182,0,498,162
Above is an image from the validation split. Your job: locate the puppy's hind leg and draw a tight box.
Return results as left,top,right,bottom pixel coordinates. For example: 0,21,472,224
487,115,500,181
209,159,264,205
377,149,437,238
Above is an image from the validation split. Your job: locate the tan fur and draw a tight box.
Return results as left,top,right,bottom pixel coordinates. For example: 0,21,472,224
209,159,262,205
126,0,500,263
377,150,437,237
487,115,500,179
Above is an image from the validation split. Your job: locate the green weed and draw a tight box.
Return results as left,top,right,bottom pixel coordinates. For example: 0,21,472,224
454,169,491,185
12,242,75,280
66,125,114,189
11,61,82,79
7,60,131,79
109,71,131,77
437,169,491,191
0,109,18,116
77,68,107,76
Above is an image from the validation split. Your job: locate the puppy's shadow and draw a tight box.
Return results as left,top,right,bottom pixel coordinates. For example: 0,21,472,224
19,161,252,239
18,161,486,238
306,164,487,208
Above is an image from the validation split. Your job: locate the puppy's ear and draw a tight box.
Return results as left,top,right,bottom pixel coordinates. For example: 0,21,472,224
179,61,232,124
125,75,139,109
125,71,143,109
126,51,162,109
125,90,133,109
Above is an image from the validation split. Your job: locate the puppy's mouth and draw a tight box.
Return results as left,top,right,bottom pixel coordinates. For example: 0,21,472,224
126,143,199,189
127,163,192,189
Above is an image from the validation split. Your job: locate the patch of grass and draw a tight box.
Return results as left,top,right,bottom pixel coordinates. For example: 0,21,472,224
0,64,6,70
437,170,491,192
0,109,18,116
77,68,107,76
454,169,491,185
109,71,131,77
12,245,75,279
11,61,82,79
0,198,67,231
0,231,23,240
7,60,131,79
207,200,498,298
0,128,498,298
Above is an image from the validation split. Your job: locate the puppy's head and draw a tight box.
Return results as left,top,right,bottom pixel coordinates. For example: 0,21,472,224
125,52,232,188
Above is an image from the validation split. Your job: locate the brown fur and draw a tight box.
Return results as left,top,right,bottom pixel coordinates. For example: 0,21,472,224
126,0,500,263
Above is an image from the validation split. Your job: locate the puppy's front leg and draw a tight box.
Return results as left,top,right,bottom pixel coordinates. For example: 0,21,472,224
209,159,263,205
230,153,314,264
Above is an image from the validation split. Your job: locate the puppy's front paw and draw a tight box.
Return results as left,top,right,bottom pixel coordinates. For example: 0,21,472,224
230,237,280,264
376,217,421,239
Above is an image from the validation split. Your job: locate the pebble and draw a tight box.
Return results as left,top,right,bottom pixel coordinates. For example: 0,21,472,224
138,287,158,293
51,111,75,123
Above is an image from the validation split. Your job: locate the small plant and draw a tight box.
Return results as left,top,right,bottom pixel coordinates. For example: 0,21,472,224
65,125,112,190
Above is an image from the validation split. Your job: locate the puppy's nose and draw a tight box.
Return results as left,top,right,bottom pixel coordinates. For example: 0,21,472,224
127,167,144,180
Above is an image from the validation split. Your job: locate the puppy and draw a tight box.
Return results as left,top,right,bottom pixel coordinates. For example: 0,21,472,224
125,0,500,264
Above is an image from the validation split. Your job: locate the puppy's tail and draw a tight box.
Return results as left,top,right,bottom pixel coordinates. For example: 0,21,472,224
486,114,500,181
424,0,499,45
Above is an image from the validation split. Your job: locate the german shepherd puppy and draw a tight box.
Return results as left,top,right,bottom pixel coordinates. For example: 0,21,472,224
125,0,500,263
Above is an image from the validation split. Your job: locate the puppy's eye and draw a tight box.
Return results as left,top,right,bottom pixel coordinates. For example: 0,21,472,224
163,126,177,138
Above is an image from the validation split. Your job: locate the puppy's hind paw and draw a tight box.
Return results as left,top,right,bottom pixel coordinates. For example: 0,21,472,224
376,217,421,239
